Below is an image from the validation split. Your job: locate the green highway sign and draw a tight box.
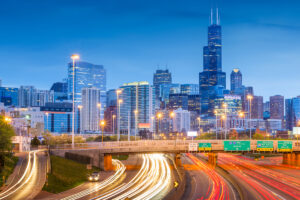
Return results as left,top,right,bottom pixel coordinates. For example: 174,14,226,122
277,141,293,152
198,143,212,151
224,141,250,151
257,141,273,151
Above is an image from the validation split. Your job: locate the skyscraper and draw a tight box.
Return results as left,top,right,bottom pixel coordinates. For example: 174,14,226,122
199,9,226,116
285,96,300,130
251,96,264,119
119,81,155,135
18,86,35,108
0,87,19,106
270,95,284,120
180,84,199,95
230,68,242,93
67,61,106,108
81,87,101,132
153,69,172,99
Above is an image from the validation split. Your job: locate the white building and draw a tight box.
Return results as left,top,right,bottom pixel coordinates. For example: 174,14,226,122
12,136,31,152
172,108,190,133
81,87,101,132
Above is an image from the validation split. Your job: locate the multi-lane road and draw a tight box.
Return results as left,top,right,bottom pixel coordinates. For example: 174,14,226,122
1,150,300,200
0,151,47,200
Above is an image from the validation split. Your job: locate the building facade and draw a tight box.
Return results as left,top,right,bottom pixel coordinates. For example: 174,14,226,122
153,69,172,99
270,95,284,120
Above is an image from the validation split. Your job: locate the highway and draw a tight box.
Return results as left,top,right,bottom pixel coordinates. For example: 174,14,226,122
182,153,238,200
61,159,126,200
88,154,172,200
0,150,47,200
218,153,300,200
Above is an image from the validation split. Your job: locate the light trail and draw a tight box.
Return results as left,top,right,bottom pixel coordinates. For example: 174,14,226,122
0,151,38,200
219,153,300,200
90,154,172,200
62,159,126,200
186,153,230,200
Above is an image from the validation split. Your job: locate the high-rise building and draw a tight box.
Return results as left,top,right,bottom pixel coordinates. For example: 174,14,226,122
168,94,188,111
270,95,284,120
159,83,180,107
50,81,68,102
180,84,199,95
32,90,54,107
81,88,101,132
188,95,200,114
251,96,264,119
230,69,242,93
153,69,172,99
41,102,72,133
285,96,300,130
0,87,19,106
104,105,117,134
172,108,190,133
18,86,35,108
106,89,117,107
199,9,226,116
67,61,106,109
119,82,155,135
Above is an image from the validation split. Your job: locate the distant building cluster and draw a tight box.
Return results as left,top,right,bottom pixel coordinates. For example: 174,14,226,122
0,8,298,140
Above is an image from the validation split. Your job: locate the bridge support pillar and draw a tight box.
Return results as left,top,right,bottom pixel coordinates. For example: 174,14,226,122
175,153,182,167
282,152,300,167
208,152,218,167
104,154,113,171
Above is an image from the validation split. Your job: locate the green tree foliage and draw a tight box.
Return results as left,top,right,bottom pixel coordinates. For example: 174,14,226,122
253,133,264,140
31,136,41,146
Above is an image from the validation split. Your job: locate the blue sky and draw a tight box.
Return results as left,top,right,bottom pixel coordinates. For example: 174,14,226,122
1,0,300,99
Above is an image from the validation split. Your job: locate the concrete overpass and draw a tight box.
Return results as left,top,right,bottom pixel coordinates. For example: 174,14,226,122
50,140,300,170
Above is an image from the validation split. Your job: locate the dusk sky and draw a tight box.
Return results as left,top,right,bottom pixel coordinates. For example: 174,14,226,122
1,0,300,99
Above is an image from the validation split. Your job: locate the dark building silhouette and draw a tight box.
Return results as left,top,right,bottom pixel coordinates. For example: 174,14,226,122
270,95,284,120
199,8,226,116
153,69,172,99
230,69,242,93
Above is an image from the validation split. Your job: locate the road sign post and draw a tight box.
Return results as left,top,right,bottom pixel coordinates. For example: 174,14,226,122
277,141,293,152
224,141,250,151
257,141,273,151
198,143,212,151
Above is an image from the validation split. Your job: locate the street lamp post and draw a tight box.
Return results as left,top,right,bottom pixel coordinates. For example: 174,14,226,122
117,98,123,142
71,54,79,149
116,89,122,141
247,95,253,140
100,120,105,144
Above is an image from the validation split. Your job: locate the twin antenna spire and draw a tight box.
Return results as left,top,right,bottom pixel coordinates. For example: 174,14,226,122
210,8,220,25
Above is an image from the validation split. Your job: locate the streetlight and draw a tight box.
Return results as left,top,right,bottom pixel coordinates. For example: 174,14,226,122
116,89,122,142
247,95,253,140
134,110,138,141
71,54,80,149
100,120,105,144
117,99,123,142
5,117,12,123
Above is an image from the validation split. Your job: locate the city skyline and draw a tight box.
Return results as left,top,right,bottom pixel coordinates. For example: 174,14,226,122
1,0,300,99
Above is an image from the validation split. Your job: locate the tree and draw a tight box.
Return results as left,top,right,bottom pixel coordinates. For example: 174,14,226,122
253,133,264,140
31,136,40,146
0,116,15,171
229,129,238,139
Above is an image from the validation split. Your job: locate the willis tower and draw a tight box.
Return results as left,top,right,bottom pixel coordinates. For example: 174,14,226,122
199,8,226,116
